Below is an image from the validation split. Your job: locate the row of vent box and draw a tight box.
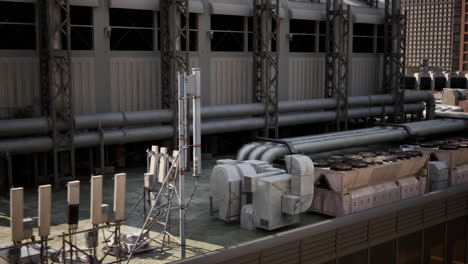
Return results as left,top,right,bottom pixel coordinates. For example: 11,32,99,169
404,73,468,91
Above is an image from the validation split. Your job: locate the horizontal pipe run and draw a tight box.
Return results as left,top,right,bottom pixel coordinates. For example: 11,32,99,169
0,92,434,138
255,118,468,163
0,103,425,154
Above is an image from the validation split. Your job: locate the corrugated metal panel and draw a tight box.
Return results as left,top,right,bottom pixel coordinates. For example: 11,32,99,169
0,57,39,118
72,57,96,115
350,54,383,96
288,56,325,100
210,56,252,105
110,57,160,112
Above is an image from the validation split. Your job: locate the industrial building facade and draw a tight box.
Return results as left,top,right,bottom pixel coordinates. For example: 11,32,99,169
0,0,387,120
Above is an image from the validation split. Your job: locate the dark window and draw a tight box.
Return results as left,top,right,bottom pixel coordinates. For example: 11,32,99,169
447,217,466,264
370,240,397,264
62,6,93,50
290,19,315,52
319,21,326,52
377,24,384,53
110,8,154,51
0,2,36,50
211,15,245,52
353,23,375,53
398,232,422,264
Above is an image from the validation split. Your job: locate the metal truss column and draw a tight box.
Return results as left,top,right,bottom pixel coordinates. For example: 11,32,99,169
383,0,406,123
253,0,280,139
38,0,75,185
160,0,190,109
325,0,350,131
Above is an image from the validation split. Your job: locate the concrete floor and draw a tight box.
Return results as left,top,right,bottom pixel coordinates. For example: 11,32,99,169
0,156,329,264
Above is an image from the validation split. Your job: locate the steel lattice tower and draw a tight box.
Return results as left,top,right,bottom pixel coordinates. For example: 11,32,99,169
383,0,406,123
253,0,280,139
160,0,190,109
38,0,75,184
325,0,350,131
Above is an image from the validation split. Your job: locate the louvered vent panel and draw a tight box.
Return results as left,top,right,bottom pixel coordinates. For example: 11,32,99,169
261,241,300,264
225,253,259,264
336,222,368,252
369,213,397,242
398,207,423,233
302,231,336,263
447,194,468,218
423,201,446,225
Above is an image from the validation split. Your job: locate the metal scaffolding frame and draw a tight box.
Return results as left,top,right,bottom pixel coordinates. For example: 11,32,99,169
383,0,406,123
160,0,190,109
325,0,350,131
253,0,280,139
38,0,75,184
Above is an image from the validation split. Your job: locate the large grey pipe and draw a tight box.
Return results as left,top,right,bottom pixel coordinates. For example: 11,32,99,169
257,118,468,163
0,103,425,154
0,92,434,137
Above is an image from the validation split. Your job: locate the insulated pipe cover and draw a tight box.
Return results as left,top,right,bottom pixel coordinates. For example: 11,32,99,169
0,92,434,137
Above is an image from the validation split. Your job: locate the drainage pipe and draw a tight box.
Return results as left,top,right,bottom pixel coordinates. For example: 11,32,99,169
0,103,425,154
0,92,434,137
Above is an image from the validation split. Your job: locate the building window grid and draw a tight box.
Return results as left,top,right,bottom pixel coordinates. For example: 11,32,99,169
403,0,456,69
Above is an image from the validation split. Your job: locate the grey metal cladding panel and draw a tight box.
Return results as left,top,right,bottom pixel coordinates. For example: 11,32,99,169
210,56,253,105
349,55,383,96
0,57,40,118
397,207,423,233
423,201,446,225
72,57,96,114
288,57,325,100
447,194,468,218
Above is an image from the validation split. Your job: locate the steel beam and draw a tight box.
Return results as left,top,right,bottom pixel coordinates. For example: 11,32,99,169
38,0,75,185
253,0,280,138
383,0,406,123
325,0,350,131
160,0,190,109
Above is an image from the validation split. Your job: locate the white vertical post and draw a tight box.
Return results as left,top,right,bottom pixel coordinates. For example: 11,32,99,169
178,72,186,170
10,187,24,242
183,76,189,169
67,181,80,229
90,175,103,225
178,72,187,259
158,147,168,183
192,68,202,177
114,173,126,221
38,185,52,237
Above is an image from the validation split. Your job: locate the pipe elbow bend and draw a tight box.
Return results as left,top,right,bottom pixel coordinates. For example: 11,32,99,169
260,145,290,163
